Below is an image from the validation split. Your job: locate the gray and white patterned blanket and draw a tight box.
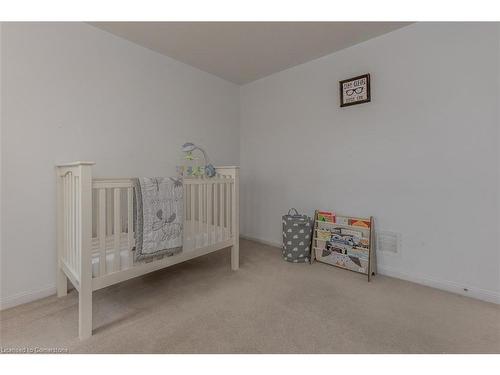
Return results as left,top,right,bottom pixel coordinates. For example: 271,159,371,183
133,177,183,262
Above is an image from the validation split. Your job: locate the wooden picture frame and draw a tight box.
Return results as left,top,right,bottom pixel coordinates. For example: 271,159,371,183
339,73,371,107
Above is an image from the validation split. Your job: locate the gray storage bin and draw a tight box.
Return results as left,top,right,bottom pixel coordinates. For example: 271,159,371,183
282,208,313,263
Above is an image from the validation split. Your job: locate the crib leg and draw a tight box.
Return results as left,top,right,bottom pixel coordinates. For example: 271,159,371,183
231,242,239,271
79,285,93,340
57,267,68,297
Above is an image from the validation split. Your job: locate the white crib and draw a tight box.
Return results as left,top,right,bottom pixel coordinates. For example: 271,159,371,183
55,162,239,339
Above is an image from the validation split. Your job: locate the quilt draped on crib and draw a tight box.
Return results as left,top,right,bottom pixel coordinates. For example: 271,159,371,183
133,177,183,261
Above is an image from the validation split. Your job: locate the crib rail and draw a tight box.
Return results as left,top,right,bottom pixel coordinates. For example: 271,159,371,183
90,178,134,277
184,175,235,249
56,164,239,281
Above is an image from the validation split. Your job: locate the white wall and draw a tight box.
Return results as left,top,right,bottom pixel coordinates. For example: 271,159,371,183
1,22,499,309
240,23,500,303
0,23,240,309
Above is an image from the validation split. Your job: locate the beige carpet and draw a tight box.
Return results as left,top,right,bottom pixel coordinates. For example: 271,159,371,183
1,239,499,353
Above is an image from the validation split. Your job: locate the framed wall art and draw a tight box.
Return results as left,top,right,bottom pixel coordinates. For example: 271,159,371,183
339,73,371,107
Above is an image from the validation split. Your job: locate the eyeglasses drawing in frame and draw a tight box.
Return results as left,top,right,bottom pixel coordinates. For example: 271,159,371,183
339,73,371,108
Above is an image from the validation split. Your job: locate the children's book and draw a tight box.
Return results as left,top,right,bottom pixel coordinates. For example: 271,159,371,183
349,218,371,228
316,229,332,241
335,216,349,226
317,211,335,223
341,228,363,238
359,238,370,248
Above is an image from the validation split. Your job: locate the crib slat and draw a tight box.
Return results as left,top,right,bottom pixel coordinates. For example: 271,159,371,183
98,188,106,276
66,175,70,266
113,188,121,272
76,176,80,272
207,183,212,245
190,184,195,244
75,176,80,274
183,184,187,227
230,182,233,235
70,174,74,271
106,189,113,237
127,187,133,267
225,181,230,240
63,175,68,264
67,174,71,270
219,181,223,241
205,183,208,246
214,183,218,242
198,180,203,242
184,183,188,239
205,183,208,244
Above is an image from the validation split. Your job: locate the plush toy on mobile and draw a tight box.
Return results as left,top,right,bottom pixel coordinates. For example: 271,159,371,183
181,142,216,177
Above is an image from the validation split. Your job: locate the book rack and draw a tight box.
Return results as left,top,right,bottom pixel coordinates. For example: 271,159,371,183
311,210,375,281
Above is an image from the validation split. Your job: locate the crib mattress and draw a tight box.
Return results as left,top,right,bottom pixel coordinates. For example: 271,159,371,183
91,223,231,277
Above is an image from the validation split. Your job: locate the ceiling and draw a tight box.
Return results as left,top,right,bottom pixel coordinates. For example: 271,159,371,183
91,22,412,85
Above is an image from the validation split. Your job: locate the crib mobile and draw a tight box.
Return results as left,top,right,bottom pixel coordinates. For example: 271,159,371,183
180,142,216,177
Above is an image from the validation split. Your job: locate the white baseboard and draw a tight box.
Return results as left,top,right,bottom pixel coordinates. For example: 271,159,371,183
240,234,281,248
0,284,56,311
377,265,500,304
3,238,498,310
241,234,500,305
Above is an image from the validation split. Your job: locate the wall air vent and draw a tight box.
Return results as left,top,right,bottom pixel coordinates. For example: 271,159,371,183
376,231,400,255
